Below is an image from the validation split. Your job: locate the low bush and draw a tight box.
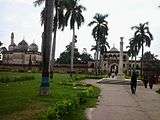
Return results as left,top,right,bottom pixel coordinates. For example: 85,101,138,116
0,75,35,83
78,86,99,104
156,89,160,94
40,84,100,120
41,98,79,120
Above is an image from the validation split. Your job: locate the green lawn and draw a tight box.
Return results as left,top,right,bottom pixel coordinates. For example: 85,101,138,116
0,72,100,120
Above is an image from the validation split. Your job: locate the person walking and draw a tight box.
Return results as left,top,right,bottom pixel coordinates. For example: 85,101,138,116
149,74,154,89
130,70,138,94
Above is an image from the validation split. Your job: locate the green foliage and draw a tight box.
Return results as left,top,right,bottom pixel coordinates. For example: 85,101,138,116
0,75,35,83
56,43,81,64
78,86,99,105
0,72,100,120
80,52,93,64
56,42,93,64
142,51,157,61
41,84,100,120
156,89,160,94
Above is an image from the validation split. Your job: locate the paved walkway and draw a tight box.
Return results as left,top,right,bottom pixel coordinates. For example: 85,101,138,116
85,80,160,120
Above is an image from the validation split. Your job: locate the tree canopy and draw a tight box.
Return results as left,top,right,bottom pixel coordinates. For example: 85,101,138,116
56,42,92,64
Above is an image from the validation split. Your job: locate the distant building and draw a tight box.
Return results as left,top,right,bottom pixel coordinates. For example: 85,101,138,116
1,32,42,66
0,51,2,61
90,45,141,75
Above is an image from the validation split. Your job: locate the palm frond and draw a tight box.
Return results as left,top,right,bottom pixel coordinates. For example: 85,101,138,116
88,21,97,26
33,0,45,7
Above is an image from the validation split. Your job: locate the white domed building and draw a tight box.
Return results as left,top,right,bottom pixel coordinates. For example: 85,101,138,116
101,45,129,75
2,33,42,67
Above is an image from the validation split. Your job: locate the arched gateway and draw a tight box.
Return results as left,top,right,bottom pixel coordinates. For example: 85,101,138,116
101,46,130,75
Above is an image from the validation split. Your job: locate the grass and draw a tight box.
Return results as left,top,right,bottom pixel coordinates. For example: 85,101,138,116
0,72,100,120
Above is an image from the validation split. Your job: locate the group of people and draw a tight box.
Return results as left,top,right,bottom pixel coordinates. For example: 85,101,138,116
143,72,154,89
130,70,156,94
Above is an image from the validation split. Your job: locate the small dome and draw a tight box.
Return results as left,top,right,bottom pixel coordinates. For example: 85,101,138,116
8,43,17,51
28,43,38,52
18,40,28,52
110,46,118,52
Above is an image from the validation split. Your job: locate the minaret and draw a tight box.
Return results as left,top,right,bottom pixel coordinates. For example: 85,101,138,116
117,37,125,80
11,32,14,45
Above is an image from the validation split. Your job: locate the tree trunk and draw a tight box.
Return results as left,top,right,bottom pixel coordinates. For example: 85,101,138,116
96,40,99,76
40,0,54,96
134,55,137,69
70,25,75,77
141,44,144,80
50,7,58,79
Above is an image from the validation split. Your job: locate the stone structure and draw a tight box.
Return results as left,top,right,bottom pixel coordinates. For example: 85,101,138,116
117,37,125,80
1,33,41,66
90,39,141,76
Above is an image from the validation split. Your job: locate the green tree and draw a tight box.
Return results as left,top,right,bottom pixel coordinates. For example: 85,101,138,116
80,49,93,64
64,0,86,76
131,22,153,78
88,13,109,75
142,51,160,75
56,41,80,64
142,51,157,61
34,0,54,95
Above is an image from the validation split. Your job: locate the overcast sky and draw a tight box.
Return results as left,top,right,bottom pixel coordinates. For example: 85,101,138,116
0,0,160,59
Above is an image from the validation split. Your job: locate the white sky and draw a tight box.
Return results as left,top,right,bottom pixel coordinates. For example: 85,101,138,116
0,0,160,59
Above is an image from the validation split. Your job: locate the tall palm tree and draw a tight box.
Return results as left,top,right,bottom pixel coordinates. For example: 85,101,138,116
34,0,54,95
131,22,153,78
50,0,66,78
64,0,86,76
99,37,110,74
88,13,109,75
91,36,110,74
34,0,66,78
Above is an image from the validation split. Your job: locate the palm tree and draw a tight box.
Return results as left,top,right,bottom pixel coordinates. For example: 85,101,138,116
88,13,109,75
50,0,66,78
91,36,110,74
34,0,54,95
99,37,110,74
127,37,139,69
64,0,86,76
131,22,153,78
34,0,66,78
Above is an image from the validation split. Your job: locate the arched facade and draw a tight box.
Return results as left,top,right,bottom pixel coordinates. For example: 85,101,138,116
100,46,140,76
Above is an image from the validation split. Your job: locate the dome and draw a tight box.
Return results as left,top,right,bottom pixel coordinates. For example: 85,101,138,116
8,43,17,51
18,40,28,52
28,43,38,52
110,46,118,52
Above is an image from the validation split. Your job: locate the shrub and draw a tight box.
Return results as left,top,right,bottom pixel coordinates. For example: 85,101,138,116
0,75,35,83
55,99,79,119
41,98,79,120
156,89,160,94
77,86,99,104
